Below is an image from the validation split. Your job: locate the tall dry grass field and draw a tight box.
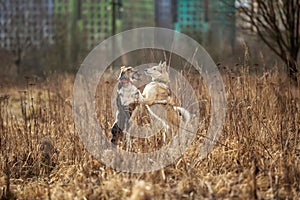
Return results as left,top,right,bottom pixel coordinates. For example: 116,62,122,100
0,63,299,199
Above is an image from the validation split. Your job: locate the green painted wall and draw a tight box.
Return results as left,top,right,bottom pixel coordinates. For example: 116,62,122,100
174,0,235,48
122,0,155,31
53,0,113,48
174,0,208,42
51,0,235,51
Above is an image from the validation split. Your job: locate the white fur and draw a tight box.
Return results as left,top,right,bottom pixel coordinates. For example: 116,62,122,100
174,107,191,124
142,61,191,123
118,84,140,106
113,66,170,147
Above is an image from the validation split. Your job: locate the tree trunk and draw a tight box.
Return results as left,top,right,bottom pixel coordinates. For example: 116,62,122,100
13,47,22,75
14,56,21,75
286,58,299,83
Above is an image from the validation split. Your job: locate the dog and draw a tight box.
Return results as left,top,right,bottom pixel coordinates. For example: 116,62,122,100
137,61,191,138
111,66,166,145
141,61,175,106
110,66,142,144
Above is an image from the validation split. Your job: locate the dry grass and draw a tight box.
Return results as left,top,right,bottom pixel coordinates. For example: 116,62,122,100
0,63,299,199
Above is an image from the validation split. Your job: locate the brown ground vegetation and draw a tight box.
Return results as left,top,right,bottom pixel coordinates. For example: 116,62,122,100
0,63,299,199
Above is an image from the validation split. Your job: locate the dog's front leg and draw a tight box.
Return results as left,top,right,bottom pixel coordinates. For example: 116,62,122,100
139,98,168,105
138,98,154,105
141,91,172,105
138,94,168,105
153,100,168,104
136,91,154,105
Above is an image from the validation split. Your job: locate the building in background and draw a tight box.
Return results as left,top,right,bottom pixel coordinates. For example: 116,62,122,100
0,0,54,49
0,0,236,53
121,0,155,30
155,0,175,29
174,0,206,42
174,0,235,51
54,0,113,48
154,0,236,57
53,0,154,47
209,0,236,51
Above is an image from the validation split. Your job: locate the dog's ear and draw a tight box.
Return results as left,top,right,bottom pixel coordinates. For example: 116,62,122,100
118,66,126,80
161,61,168,73
117,71,123,80
120,66,127,71
162,61,167,67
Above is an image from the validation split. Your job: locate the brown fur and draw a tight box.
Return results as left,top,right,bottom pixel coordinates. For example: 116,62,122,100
130,62,188,141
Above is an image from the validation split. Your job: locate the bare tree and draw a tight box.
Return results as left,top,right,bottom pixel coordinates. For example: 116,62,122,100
237,0,300,81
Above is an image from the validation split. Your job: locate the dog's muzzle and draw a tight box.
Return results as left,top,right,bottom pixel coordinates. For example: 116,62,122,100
144,69,149,75
132,70,141,81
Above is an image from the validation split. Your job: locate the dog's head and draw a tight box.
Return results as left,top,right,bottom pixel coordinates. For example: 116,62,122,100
144,61,169,83
118,66,140,82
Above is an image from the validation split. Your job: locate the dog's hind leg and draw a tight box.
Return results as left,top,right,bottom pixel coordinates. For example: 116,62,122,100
145,105,170,143
125,131,132,151
146,105,169,130
111,122,122,145
111,103,132,146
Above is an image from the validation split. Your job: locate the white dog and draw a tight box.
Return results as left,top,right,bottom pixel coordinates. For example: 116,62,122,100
141,61,191,124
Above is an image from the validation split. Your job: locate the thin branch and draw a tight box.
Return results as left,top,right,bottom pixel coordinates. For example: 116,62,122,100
254,22,284,59
296,0,300,46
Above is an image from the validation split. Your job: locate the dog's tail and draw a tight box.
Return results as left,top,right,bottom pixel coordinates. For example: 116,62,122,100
174,107,191,124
